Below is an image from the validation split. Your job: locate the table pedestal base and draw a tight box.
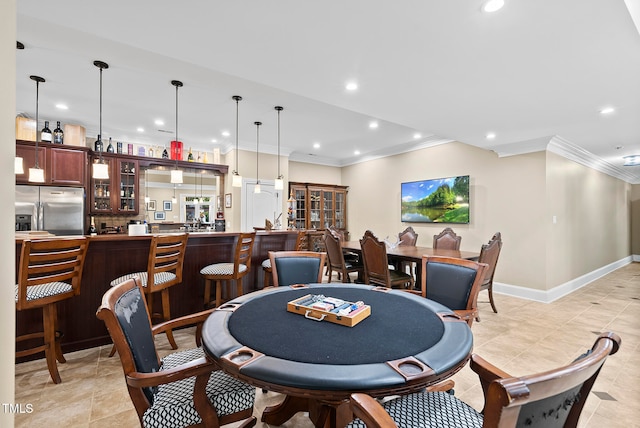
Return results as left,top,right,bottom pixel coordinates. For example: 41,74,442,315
262,395,353,428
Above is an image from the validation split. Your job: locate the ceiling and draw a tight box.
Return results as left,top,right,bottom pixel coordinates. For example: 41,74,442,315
15,0,640,182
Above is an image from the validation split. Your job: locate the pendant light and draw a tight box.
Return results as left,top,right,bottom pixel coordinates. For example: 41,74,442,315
144,169,150,204
193,170,199,204
92,60,110,180
231,95,243,187
170,80,184,184
254,121,262,194
28,75,46,183
274,106,284,190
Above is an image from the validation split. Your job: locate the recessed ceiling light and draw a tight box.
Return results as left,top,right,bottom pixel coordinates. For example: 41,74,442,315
211,139,218,143
55,104,68,110
600,107,615,115
486,132,496,140
623,155,640,166
154,119,164,126
413,133,422,140
221,130,230,137
313,142,320,149
137,127,144,133
369,121,379,129
345,82,358,91
482,0,505,12
354,150,361,155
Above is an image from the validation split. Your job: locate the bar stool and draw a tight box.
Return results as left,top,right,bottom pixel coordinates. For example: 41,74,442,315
262,230,306,288
110,233,188,351
201,232,256,308
16,237,89,384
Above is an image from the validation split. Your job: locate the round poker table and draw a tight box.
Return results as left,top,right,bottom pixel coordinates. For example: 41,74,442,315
201,284,473,428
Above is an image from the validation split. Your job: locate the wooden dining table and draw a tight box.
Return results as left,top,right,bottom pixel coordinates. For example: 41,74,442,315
341,241,480,263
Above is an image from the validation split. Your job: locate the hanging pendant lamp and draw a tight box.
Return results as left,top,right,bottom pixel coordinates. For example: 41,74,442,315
28,75,46,183
274,106,284,190
92,60,110,180
254,121,262,194
231,95,243,187
170,80,184,184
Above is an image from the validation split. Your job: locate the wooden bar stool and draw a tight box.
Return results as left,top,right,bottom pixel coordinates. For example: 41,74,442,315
16,237,89,384
201,232,256,308
110,233,188,351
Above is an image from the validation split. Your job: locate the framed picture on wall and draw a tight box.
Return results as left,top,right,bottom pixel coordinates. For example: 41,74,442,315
154,211,166,221
147,200,156,211
225,193,232,208
163,200,172,211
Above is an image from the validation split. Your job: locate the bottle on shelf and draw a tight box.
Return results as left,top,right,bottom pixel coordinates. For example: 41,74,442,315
203,152,208,163
149,147,154,157
197,151,202,162
106,137,114,153
41,121,52,143
88,217,97,235
53,121,64,144
162,146,169,158
187,147,194,162
116,141,123,154
95,134,103,152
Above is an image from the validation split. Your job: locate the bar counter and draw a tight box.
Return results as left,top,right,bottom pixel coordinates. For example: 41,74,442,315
16,230,299,360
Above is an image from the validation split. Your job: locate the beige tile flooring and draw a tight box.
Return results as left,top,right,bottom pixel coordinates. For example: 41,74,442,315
14,263,640,427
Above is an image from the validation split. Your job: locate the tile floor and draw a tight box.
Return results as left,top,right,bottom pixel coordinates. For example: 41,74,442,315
14,263,640,427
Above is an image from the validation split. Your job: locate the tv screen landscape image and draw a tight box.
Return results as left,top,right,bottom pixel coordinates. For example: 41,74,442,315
401,175,469,223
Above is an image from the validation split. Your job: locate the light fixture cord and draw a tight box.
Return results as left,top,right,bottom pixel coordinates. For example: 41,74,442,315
35,80,40,168
256,122,261,184
99,66,104,163
277,108,281,177
175,84,179,169
235,98,240,172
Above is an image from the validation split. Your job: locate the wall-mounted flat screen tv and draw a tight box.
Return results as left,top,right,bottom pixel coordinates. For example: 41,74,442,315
401,175,469,223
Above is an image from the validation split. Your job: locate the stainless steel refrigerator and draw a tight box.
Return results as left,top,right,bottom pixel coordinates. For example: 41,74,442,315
15,185,85,236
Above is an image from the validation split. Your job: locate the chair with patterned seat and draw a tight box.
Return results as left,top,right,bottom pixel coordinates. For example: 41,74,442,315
96,277,257,428
432,227,461,250
110,233,188,351
347,331,621,428
360,230,414,289
261,230,306,288
16,237,89,384
201,232,256,308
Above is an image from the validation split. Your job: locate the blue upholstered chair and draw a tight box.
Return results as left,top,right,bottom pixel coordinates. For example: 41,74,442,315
96,278,256,428
347,332,621,428
268,250,326,287
262,230,307,288
416,255,487,327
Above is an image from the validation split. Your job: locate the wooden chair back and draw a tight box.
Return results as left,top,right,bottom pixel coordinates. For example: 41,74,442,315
16,237,89,310
145,233,188,292
323,229,347,271
349,332,621,428
235,232,256,273
269,251,327,287
359,230,393,287
478,232,502,287
420,255,488,326
398,226,418,246
432,227,461,250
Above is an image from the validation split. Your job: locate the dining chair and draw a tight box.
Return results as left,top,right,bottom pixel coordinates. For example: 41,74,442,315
417,255,488,326
323,229,363,283
110,233,188,351
432,227,461,250
201,232,256,308
262,230,306,288
96,277,257,428
359,230,414,289
268,250,327,287
397,226,419,276
347,331,621,428
16,237,89,384
476,232,503,321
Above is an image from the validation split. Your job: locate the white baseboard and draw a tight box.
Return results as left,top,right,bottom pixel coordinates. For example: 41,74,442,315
493,256,634,303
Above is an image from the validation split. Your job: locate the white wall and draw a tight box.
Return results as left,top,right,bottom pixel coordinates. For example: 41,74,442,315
2,1,17,425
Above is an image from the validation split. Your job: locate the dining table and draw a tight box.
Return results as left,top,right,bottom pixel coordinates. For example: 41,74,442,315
201,283,473,428
341,241,480,263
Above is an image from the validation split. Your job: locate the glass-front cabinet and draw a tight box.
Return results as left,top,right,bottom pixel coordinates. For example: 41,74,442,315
289,181,348,232
89,155,139,215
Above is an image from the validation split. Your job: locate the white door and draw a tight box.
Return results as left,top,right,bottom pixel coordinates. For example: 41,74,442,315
242,180,283,231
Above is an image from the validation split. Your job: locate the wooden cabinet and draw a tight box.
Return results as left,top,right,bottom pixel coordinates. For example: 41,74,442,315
289,182,349,249
16,141,87,186
89,154,139,215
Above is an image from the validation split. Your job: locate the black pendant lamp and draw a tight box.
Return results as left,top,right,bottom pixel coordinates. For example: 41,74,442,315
274,106,284,190
28,75,46,183
231,95,243,187
254,121,262,194
92,60,110,179
170,80,184,184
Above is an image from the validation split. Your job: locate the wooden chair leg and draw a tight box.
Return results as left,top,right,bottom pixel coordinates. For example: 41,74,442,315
264,269,271,288
203,278,212,308
53,316,65,364
216,280,224,308
43,304,62,384
488,284,498,313
161,289,178,349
